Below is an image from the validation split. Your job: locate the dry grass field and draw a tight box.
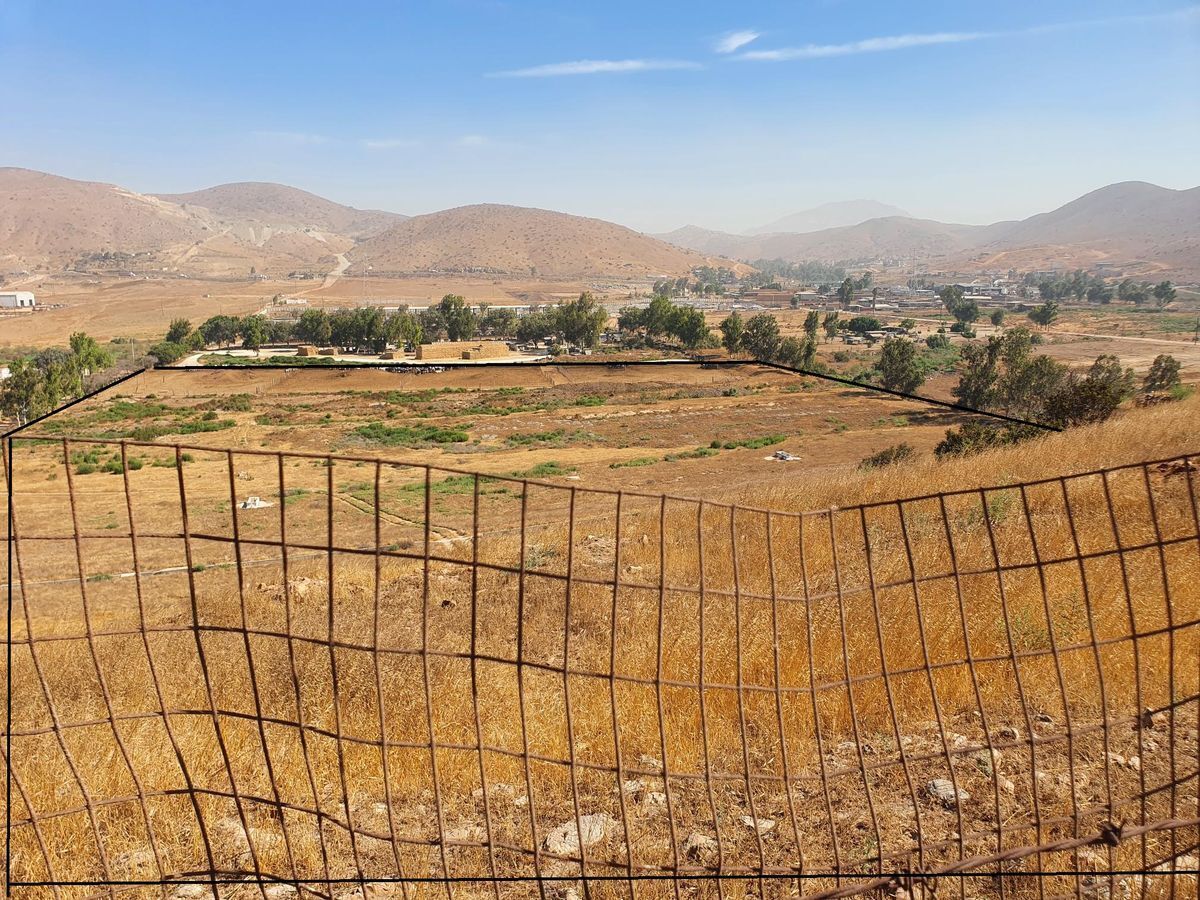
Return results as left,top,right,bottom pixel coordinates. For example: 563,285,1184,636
3,366,1198,899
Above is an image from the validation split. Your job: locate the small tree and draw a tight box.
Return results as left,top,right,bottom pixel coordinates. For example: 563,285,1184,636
719,313,745,354
742,314,781,360
554,293,610,348
803,309,820,341
165,318,192,344
776,336,816,369
239,315,270,355
1044,354,1135,427
1143,354,1182,393
668,306,710,350
926,333,951,350
437,294,477,341
836,277,855,308
878,337,924,393
1153,281,1176,309
199,315,241,347
822,311,840,342
1028,301,1059,328
990,309,1005,327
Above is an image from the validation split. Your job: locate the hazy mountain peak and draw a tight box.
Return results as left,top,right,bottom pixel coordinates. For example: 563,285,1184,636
747,200,912,235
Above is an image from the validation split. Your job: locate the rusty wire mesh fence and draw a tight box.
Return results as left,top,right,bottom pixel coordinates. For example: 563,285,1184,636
3,436,1199,900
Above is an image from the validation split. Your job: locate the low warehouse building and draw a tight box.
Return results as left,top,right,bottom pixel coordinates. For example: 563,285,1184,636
0,291,36,309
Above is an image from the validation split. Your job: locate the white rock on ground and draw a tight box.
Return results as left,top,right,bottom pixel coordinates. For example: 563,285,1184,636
740,815,775,834
543,814,616,856
683,832,719,864
925,779,970,809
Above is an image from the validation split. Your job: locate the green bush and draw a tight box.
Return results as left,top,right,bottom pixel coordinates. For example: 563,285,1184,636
859,443,915,469
610,456,659,469
355,422,470,446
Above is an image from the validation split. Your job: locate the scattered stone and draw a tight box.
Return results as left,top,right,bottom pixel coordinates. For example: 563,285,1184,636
925,779,970,809
740,815,775,834
998,726,1020,741
637,754,662,771
1000,777,1016,795
643,791,667,808
1127,755,1141,772
683,832,718,865
514,795,528,808
1034,713,1055,728
168,887,210,900
543,813,615,856
1106,752,1126,768
1141,708,1167,730
621,779,645,795
971,748,1002,775
443,823,485,844
264,885,297,900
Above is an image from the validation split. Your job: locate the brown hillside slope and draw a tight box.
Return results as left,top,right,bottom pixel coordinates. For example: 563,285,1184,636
0,167,206,267
0,169,355,276
352,203,743,278
156,181,405,238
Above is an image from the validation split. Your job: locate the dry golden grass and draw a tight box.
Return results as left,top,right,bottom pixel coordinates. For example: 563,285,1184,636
3,397,1198,900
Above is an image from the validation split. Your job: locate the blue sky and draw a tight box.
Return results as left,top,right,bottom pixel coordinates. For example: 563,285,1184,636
2,0,1197,232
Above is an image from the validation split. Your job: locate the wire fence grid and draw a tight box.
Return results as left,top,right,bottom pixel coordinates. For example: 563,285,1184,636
3,436,1198,900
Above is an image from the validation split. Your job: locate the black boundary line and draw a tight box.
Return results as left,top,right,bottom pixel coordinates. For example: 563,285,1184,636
6,871,1186,886
755,360,1062,432
167,355,1059,431
0,367,148,440
2,353,1064,894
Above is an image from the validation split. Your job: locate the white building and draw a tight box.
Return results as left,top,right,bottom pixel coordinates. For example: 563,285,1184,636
0,291,36,309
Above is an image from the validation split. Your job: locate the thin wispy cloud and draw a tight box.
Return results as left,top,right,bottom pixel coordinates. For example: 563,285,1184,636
455,134,490,147
488,58,701,78
251,130,329,145
737,6,1200,62
361,137,418,150
739,30,990,61
714,30,760,54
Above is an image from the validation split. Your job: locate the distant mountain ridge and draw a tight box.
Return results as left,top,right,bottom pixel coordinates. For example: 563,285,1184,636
2,169,1196,280
746,199,912,235
657,182,1200,277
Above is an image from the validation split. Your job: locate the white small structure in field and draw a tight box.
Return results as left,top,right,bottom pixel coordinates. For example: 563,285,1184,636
239,496,274,510
0,291,36,309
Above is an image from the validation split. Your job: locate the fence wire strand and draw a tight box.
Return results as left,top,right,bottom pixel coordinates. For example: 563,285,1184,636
4,436,1199,900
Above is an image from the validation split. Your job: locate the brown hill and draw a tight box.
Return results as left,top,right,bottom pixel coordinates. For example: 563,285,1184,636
966,182,1200,276
156,182,405,239
0,169,371,277
351,204,740,278
658,182,1200,276
0,167,206,269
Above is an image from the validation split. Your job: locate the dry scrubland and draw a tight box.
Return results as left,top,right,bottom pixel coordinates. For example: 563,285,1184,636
3,373,1198,900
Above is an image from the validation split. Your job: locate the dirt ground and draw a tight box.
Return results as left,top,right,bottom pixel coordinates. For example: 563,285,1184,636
19,363,964,504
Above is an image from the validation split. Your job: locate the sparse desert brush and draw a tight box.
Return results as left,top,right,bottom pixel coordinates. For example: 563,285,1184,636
2,395,1198,899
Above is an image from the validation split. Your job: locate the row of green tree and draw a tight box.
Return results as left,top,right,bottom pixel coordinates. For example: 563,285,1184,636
1028,270,1175,307
148,293,614,364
